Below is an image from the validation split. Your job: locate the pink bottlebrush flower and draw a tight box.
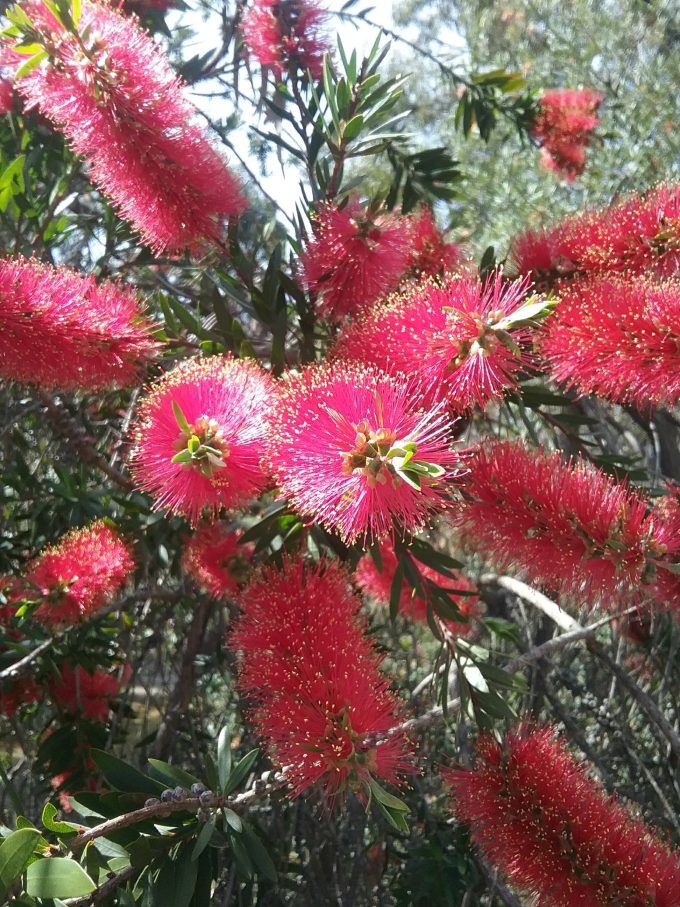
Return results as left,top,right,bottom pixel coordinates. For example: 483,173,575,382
266,362,461,545
51,664,121,722
230,556,414,803
301,200,413,321
0,255,157,391
334,271,541,413
355,540,480,635
510,184,680,282
541,274,680,410
538,141,587,182
130,356,273,525
12,0,245,254
407,206,463,278
27,521,135,628
532,88,603,182
455,439,680,610
0,678,40,717
241,0,331,80
0,77,13,114
0,46,17,114
182,522,253,599
444,725,680,906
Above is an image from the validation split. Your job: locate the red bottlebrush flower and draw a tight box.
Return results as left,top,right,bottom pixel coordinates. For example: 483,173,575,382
511,184,680,282
532,88,603,182
444,725,680,906
11,1,245,254
241,0,331,80
334,271,540,413
301,201,413,321
0,255,157,391
266,362,461,545
130,356,273,525
407,206,463,278
541,275,680,410
455,440,680,610
0,575,27,641
182,522,253,599
51,760,99,812
230,556,414,803
355,540,480,635
0,678,40,717
51,664,121,722
27,521,135,628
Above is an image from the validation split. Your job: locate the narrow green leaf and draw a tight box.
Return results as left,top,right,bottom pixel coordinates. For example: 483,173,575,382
223,809,242,834
191,816,216,861
224,749,259,795
171,400,191,434
217,727,232,793
15,49,47,78
90,750,164,796
342,113,364,141
147,759,202,791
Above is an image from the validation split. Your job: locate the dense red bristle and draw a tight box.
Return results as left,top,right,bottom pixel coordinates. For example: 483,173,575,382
455,439,680,610
511,184,680,281
182,522,253,599
27,521,135,628
12,0,245,254
301,200,413,321
51,664,122,722
334,271,537,413
266,361,461,545
230,556,414,804
445,725,680,906
532,88,603,181
242,0,331,80
407,206,464,278
130,356,273,525
541,274,680,409
0,255,157,390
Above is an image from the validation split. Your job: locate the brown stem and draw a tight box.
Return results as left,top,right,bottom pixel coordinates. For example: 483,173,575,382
37,391,134,491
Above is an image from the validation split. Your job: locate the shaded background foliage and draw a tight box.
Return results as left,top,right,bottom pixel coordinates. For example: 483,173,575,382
0,0,680,904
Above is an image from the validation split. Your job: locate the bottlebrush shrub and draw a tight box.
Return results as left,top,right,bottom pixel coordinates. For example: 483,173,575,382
0,255,157,390
130,356,273,524
8,0,245,254
455,440,680,610
51,664,122,722
182,522,253,599
230,556,414,803
266,361,461,545
511,183,680,283
532,88,603,182
26,521,135,628
333,271,542,413
541,274,680,409
444,725,680,906
300,199,413,321
241,0,331,80
355,540,481,634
